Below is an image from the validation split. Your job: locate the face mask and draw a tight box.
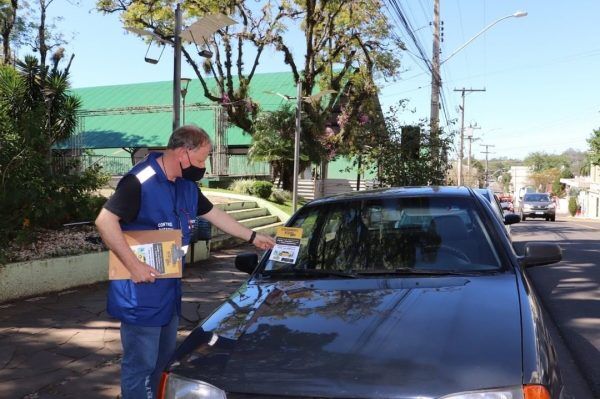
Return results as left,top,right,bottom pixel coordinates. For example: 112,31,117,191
181,151,206,181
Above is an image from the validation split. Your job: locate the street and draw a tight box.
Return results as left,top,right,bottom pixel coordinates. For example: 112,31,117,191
512,218,600,399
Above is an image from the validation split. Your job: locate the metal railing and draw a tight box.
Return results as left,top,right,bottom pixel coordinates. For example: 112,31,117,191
53,154,270,177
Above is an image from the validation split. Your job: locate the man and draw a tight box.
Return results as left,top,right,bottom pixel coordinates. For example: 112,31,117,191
95,125,275,398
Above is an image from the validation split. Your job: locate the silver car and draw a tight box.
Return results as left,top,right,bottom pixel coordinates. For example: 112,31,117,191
520,193,556,221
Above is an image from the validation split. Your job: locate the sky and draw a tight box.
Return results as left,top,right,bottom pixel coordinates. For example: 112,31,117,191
44,1,600,161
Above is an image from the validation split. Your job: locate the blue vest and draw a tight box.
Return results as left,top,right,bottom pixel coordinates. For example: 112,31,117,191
107,152,199,327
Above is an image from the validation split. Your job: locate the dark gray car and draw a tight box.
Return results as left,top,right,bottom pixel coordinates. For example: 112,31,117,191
520,193,556,221
160,187,563,399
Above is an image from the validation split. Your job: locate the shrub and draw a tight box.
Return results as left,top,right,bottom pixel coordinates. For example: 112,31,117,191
270,190,286,204
251,181,273,199
568,197,578,217
228,179,255,194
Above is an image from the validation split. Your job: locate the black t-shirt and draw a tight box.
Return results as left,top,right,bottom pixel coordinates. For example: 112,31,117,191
103,174,213,222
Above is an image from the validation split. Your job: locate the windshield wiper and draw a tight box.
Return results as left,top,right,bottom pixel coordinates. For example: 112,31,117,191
260,269,358,279
355,268,490,276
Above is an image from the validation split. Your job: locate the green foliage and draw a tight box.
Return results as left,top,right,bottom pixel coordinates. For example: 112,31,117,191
0,58,108,251
251,181,273,199
568,197,578,217
524,152,568,173
228,179,255,195
269,190,288,205
249,104,323,191
363,101,453,186
587,128,600,166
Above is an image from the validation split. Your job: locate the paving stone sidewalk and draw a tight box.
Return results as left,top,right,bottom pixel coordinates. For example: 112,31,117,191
0,244,261,399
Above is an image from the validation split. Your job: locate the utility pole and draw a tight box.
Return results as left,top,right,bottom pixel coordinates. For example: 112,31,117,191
466,125,481,186
429,0,441,136
454,87,485,185
172,2,182,131
292,80,302,213
481,144,495,188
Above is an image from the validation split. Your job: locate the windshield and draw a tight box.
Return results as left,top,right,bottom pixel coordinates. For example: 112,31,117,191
523,194,550,202
262,197,502,274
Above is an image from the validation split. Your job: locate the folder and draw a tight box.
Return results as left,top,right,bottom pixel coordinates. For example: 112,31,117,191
108,230,183,280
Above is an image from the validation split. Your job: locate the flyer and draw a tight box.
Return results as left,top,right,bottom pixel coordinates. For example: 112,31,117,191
269,227,303,264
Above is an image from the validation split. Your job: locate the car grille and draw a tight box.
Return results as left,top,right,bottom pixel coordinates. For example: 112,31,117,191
531,206,547,210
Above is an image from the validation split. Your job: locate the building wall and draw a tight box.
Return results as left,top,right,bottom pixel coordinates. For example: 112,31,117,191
510,166,532,207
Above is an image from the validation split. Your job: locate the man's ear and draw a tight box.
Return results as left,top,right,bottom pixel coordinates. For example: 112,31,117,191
174,147,187,162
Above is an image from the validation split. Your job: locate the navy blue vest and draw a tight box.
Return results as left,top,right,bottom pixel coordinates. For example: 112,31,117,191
107,152,199,326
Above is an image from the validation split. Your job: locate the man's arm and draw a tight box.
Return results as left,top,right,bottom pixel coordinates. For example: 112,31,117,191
200,207,275,250
95,208,159,283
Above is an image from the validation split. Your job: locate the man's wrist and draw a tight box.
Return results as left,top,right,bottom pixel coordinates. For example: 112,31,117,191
248,230,257,244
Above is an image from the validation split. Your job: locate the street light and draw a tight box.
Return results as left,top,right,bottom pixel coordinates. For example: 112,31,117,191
429,8,527,136
441,11,528,65
181,77,192,124
125,7,236,131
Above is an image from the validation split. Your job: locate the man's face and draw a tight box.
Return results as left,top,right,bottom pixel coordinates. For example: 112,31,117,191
180,143,211,170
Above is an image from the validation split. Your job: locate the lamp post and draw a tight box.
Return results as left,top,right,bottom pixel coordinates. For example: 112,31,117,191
181,77,192,125
441,11,528,66
125,8,236,131
429,6,527,136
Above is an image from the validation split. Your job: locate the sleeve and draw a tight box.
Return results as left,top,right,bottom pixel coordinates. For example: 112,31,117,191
197,187,214,216
103,174,141,222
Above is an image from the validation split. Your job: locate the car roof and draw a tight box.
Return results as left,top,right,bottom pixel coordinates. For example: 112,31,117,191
308,186,475,206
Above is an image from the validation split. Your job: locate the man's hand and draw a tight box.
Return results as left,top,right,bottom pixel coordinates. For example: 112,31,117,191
252,233,275,250
128,260,158,283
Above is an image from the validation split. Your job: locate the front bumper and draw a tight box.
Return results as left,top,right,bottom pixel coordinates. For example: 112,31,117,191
522,208,555,218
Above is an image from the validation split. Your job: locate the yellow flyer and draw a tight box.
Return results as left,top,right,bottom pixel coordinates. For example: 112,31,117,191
269,227,303,264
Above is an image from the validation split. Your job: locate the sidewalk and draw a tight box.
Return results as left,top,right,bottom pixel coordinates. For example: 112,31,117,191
0,244,261,398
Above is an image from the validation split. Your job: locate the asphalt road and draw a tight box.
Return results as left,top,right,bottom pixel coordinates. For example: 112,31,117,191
511,218,599,399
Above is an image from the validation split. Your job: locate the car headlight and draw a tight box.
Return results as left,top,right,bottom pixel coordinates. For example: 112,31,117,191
161,373,226,399
439,385,550,399
547,203,555,209
523,204,532,210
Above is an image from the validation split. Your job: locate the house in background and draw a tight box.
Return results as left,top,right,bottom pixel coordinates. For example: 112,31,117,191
60,71,377,198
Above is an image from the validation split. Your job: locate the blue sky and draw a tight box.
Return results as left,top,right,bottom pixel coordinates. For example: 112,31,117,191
46,1,600,161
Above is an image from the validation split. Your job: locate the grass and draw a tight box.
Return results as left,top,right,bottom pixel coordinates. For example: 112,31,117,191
202,187,307,216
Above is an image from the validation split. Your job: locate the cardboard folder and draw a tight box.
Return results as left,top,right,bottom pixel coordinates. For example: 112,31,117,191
109,230,183,280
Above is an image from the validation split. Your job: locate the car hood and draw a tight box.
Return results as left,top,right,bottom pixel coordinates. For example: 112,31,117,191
171,274,523,398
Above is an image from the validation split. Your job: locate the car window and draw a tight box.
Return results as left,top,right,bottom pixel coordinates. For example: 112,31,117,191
523,193,550,202
263,197,501,273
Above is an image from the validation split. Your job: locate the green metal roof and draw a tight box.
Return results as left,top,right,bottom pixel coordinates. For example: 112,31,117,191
67,71,298,149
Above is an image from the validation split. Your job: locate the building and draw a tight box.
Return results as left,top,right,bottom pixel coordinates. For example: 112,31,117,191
61,71,376,197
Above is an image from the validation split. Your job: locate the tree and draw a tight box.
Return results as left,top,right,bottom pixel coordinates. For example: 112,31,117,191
248,103,326,190
0,56,107,250
363,101,453,187
587,128,600,166
524,151,568,173
96,0,302,133
96,0,402,158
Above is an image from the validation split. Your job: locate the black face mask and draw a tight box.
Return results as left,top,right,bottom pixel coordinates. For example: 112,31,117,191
181,151,206,181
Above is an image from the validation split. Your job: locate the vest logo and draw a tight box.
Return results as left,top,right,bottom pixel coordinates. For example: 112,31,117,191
157,222,174,229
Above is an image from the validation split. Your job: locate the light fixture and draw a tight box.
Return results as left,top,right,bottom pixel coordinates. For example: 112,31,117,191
181,77,192,95
198,49,213,58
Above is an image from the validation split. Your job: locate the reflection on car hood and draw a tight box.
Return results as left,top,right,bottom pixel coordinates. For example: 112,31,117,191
171,275,523,398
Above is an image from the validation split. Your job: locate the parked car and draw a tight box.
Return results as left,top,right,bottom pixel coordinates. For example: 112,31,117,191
474,188,519,238
520,193,556,221
160,187,563,399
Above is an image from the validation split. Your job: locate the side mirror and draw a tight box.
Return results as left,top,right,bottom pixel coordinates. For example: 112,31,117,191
504,213,521,225
235,253,259,274
519,242,562,267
